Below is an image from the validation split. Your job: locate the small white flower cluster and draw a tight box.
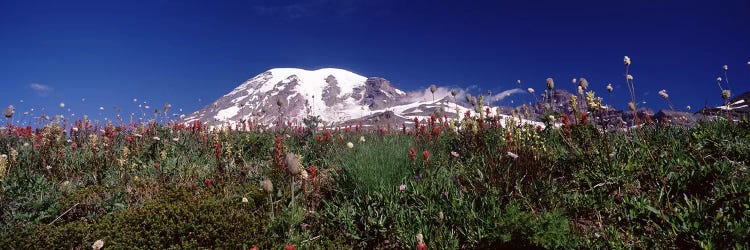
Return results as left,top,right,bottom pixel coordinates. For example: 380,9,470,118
658,89,669,99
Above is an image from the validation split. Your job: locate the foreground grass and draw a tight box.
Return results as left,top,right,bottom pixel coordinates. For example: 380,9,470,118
0,117,749,249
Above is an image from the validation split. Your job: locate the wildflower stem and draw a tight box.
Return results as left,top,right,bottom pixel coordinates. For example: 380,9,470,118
269,193,274,220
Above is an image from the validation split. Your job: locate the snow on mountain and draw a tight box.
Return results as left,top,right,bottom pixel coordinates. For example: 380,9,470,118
183,68,405,126
183,68,544,129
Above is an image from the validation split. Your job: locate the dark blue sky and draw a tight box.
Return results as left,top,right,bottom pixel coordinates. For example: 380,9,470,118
1,0,749,123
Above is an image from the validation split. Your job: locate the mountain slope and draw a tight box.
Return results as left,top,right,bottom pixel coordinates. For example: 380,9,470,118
183,68,543,128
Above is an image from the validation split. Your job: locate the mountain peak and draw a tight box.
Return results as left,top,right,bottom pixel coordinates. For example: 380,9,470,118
183,68,544,129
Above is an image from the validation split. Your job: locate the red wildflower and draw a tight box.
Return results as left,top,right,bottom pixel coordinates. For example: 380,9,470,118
213,141,222,158
154,162,160,170
204,178,212,187
71,142,78,151
536,125,542,132
417,243,428,250
506,130,513,145
581,112,588,126
308,166,317,180
324,129,331,141
317,135,323,143
285,244,295,250
422,150,430,163
409,147,416,162
432,127,440,137
250,246,259,250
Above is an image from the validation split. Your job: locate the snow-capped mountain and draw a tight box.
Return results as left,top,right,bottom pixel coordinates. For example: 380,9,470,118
183,68,541,128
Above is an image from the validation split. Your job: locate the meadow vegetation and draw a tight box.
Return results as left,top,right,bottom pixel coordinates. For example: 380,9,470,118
0,112,748,249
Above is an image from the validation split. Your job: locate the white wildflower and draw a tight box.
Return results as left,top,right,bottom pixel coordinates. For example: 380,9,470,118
92,239,104,250
506,151,519,159
346,142,354,148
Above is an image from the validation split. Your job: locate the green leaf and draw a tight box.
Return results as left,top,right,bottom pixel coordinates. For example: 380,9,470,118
645,205,661,215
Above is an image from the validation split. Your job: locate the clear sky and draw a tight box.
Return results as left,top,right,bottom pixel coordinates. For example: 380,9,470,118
1,0,749,124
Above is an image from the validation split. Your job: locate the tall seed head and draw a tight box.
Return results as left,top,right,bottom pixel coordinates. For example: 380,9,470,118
628,102,636,112
578,78,588,90
722,89,731,100
624,56,631,66
285,153,301,175
429,84,437,94
3,105,14,118
606,83,613,93
546,78,554,90
261,179,274,193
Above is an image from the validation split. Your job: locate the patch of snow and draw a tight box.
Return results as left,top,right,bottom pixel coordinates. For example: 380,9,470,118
215,106,240,121
718,104,748,110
